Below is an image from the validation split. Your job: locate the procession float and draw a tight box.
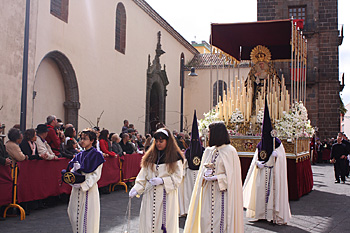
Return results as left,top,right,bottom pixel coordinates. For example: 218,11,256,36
199,19,314,200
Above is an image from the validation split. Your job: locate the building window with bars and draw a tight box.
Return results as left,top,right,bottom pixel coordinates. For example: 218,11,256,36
50,0,69,23
213,80,227,107
289,6,306,20
115,3,126,54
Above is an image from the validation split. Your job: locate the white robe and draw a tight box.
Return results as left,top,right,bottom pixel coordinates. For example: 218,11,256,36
67,164,103,233
243,144,291,224
133,160,183,233
184,144,244,233
179,160,199,216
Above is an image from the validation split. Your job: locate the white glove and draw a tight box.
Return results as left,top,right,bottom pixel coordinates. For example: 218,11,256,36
71,162,81,172
70,183,81,188
129,188,138,198
149,177,164,186
271,151,278,158
256,161,265,169
204,169,213,177
203,175,217,181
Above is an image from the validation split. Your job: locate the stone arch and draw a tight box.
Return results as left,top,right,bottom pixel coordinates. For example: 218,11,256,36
35,51,80,129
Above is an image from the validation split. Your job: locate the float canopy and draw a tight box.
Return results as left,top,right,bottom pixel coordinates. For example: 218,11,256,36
211,19,292,61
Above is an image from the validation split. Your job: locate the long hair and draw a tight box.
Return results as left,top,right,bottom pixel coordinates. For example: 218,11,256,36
99,129,109,141
208,122,230,147
141,128,183,173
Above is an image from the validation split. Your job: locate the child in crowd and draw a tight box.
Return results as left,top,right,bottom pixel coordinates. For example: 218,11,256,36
129,128,184,233
67,130,105,233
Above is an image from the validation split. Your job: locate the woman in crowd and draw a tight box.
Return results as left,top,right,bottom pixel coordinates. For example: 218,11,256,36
99,129,116,157
111,134,124,157
6,128,27,163
184,122,244,233
19,128,41,160
64,126,82,151
67,130,105,233
64,138,79,158
129,128,184,233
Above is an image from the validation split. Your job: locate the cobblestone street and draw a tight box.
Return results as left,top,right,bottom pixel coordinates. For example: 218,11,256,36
1,163,350,232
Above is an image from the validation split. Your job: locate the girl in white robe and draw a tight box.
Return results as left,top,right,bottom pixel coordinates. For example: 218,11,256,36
184,122,244,233
67,130,105,233
129,128,184,233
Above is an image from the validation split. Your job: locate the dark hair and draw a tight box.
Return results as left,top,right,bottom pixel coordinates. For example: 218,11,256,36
66,138,76,150
99,129,109,141
124,120,128,124
23,128,36,141
8,128,22,142
82,130,97,147
156,122,165,130
129,124,134,128
109,132,115,141
208,122,230,147
64,126,75,138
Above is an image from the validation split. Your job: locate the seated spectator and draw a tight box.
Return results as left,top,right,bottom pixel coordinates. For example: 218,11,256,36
0,138,11,166
6,128,27,163
64,138,79,158
136,133,144,150
122,120,129,134
111,134,124,157
19,128,41,160
99,129,116,157
35,124,58,160
64,126,82,151
119,133,136,155
46,115,64,156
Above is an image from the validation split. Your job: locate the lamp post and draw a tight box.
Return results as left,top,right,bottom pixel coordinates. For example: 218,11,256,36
20,0,31,133
180,60,197,132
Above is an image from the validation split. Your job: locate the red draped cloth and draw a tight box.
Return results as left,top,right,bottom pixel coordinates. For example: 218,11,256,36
17,158,72,203
122,153,143,182
97,156,120,187
0,166,13,206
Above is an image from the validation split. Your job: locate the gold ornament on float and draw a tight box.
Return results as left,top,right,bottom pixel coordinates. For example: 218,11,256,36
250,45,272,64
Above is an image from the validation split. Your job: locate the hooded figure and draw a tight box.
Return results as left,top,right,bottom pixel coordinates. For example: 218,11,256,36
243,97,291,224
179,110,205,216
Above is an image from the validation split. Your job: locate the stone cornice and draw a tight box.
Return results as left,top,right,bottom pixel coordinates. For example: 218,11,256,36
132,0,199,55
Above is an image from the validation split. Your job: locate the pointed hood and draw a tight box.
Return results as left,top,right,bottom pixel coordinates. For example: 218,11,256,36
257,97,281,162
185,110,204,170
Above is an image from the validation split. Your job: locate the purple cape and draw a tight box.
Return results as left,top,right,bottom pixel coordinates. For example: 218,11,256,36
69,147,105,173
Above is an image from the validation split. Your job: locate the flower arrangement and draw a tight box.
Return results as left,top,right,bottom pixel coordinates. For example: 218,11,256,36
198,109,220,135
256,108,264,124
275,101,315,139
230,109,244,124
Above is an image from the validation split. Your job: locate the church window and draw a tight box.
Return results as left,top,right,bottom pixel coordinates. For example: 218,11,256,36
115,3,126,54
288,6,306,20
50,0,69,23
213,80,227,107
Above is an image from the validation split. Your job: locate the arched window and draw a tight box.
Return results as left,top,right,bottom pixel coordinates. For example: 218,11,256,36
213,80,227,106
115,3,126,54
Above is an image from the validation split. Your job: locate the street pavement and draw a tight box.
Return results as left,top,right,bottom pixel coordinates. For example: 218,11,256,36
1,163,349,232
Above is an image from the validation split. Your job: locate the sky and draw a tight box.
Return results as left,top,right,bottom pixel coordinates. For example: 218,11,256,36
146,0,350,105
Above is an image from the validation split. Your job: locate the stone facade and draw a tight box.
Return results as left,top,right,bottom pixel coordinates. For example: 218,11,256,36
257,0,342,139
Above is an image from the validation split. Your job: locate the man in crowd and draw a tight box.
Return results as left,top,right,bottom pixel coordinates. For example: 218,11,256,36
122,120,129,134
338,132,350,177
46,115,63,156
119,133,135,155
330,134,348,183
